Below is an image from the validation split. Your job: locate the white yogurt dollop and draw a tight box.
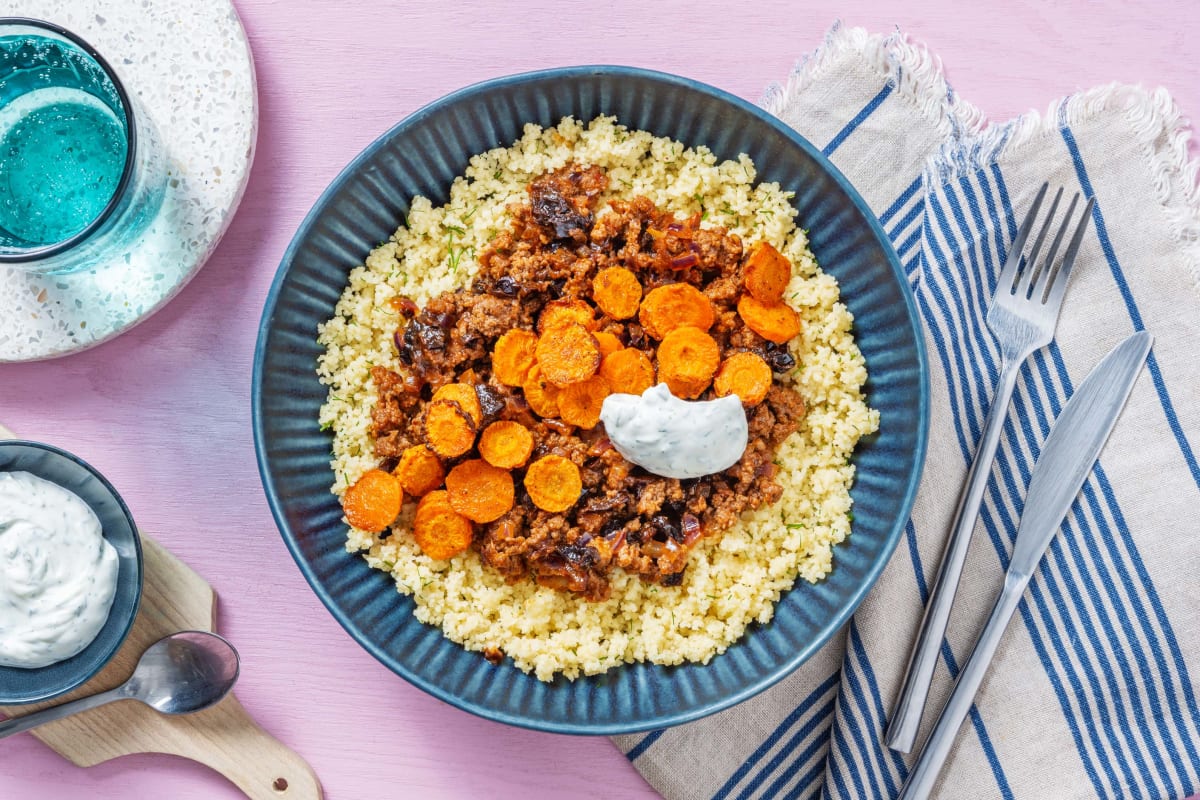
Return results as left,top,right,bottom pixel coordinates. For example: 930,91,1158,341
599,383,749,479
0,471,119,669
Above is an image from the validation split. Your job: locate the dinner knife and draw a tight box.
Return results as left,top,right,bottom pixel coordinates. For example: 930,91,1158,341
895,330,1153,800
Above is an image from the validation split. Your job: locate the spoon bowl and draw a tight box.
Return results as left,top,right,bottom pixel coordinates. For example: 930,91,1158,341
123,631,240,714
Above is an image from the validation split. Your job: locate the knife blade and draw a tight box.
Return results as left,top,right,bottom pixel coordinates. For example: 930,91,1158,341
1008,329,1153,579
896,329,1153,800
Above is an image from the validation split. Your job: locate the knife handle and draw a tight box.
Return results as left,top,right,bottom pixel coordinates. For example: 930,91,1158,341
885,357,1022,753
896,575,1028,800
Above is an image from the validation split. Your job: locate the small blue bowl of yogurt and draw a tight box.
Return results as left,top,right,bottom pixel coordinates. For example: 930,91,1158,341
0,441,142,704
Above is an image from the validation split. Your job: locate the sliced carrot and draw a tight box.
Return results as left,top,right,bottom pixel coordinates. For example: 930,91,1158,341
556,375,610,429
478,420,534,469
393,445,446,496
432,382,482,426
535,321,600,386
638,283,714,340
445,459,515,523
656,326,720,399
492,329,538,387
537,298,597,334
737,295,802,344
600,348,655,396
343,469,403,533
593,330,624,359
413,490,474,560
424,399,478,458
742,242,792,302
524,455,583,513
591,266,643,319
522,364,561,418
713,352,773,406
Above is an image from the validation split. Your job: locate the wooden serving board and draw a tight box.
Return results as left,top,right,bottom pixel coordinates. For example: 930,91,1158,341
0,424,323,800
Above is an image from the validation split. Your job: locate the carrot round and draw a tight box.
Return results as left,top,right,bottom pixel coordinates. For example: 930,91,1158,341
424,399,478,457
639,283,714,340
742,242,792,302
343,469,403,533
524,455,583,513
556,375,611,429
737,295,802,344
432,382,482,426
535,321,601,386
537,298,597,334
445,459,515,523
713,351,773,406
592,267,642,319
413,490,474,561
593,330,624,359
522,364,561,418
600,348,655,396
478,420,534,469
656,325,720,399
492,329,538,387
393,445,446,496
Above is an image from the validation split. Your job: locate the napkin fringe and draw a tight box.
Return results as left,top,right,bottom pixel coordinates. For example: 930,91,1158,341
760,22,983,143
927,84,1200,292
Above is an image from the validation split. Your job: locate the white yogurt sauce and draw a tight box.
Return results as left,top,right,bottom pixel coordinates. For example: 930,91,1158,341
0,471,119,669
599,383,749,479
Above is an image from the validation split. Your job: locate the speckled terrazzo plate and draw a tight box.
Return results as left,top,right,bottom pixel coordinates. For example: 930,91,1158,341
254,67,929,734
0,0,257,362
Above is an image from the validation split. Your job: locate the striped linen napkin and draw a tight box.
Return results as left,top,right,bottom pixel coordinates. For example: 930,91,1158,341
613,24,1200,800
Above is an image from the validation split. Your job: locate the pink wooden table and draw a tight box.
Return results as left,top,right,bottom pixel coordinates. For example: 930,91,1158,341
3,1,1198,797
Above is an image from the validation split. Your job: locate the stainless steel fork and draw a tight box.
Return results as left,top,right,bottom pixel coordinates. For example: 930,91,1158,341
884,183,1096,753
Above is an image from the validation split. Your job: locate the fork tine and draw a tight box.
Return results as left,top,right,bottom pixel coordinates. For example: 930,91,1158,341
1031,192,1080,299
998,182,1048,294
1043,195,1096,306
1018,186,1064,298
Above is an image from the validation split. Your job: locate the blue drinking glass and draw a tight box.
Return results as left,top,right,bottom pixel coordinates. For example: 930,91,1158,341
0,18,165,275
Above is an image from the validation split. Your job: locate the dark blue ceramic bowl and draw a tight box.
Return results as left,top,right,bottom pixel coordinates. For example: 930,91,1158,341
253,66,928,734
0,441,143,704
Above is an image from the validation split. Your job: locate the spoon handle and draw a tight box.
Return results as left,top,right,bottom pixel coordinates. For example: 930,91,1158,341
0,686,128,739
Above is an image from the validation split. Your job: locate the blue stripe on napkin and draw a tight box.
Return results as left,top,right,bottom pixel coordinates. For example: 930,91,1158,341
823,84,896,158
1059,124,1200,489
712,673,839,800
626,729,666,762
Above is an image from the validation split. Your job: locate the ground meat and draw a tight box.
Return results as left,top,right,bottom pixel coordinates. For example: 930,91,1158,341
529,165,606,242
371,164,807,600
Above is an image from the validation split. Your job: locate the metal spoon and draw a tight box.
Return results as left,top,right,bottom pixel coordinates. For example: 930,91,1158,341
0,631,239,739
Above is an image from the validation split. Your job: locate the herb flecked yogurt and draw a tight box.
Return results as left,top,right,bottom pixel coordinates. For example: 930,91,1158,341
599,383,749,479
0,471,119,669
